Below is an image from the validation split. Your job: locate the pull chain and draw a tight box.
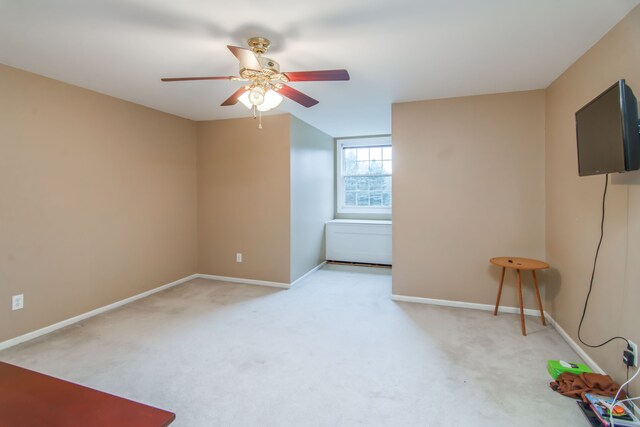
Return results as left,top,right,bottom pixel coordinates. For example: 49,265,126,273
251,105,263,129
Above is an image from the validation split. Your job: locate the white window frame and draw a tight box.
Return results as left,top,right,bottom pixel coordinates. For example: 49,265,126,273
336,136,392,214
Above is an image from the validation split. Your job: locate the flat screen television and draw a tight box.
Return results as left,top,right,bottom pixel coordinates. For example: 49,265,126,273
575,79,640,176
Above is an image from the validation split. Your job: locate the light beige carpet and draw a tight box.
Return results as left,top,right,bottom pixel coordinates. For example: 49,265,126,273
0,265,586,426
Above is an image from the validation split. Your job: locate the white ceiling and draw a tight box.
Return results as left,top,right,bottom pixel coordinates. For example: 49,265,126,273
0,0,638,137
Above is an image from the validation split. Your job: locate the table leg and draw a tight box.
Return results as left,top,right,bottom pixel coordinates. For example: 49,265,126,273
494,267,506,316
517,269,526,336
532,270,546,326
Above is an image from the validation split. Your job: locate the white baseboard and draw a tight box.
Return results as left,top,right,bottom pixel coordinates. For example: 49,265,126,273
196,263,328,289
0,274,198,352
544,313,605,374
290,261,326,287
196,274,290,289
1,268,607,377
391,293,606,374
0,270,312,351
391,294,543,317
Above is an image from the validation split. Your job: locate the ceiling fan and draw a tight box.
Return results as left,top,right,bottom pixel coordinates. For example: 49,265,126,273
161,37,350,112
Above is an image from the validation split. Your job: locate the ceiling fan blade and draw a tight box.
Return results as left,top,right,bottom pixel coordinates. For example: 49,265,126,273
278,85,319,108
161,76,236,82
284,69,350,82
221,87,248,106
227,45,262,71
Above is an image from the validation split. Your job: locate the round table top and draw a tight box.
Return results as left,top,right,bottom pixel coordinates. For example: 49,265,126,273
490,257,549,270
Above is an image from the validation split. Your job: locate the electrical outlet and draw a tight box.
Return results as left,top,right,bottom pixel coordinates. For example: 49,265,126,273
12,294,24,311
236,253,242,263
628,340,638,368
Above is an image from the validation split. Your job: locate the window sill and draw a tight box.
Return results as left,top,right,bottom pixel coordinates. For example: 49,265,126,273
327,219,392,225
337,207,391,215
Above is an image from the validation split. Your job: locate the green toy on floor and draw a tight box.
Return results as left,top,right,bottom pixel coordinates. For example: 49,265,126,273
547,359,592,379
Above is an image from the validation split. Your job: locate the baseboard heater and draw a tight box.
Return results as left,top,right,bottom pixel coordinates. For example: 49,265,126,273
325,220,392,265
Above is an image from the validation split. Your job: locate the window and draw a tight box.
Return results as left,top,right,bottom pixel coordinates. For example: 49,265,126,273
337,137,392,214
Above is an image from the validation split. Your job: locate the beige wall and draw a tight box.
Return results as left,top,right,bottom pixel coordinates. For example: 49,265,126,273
290,116,334,282
392,91,546,308
0,64,198,343
197,115,292,284
545,5,640,394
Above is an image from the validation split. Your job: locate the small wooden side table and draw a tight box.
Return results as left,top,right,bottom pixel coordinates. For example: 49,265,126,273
490,256,549,336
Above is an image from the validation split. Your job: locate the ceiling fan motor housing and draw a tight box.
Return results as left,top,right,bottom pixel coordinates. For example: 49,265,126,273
239,56,282,83
258,57,279,74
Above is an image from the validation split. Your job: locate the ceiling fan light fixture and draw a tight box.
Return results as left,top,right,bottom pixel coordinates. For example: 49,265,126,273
257,90,283,112
238,88,283,112
249,87,265,106
238,90,252,109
